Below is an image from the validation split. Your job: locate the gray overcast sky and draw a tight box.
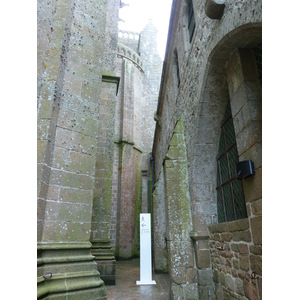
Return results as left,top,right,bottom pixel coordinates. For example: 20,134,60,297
118,0,173,59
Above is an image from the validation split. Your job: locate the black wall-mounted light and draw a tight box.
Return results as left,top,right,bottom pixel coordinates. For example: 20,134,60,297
236,160,255,180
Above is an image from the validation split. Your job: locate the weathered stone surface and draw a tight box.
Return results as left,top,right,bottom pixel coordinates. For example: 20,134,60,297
235,277,244,296
232,258,239,269
243,167,262,203
231,243,239,252
225,274,235,291
183,283,199,299
250,254,262,276
215,283,224,300
37,0,121,297
221,232,233,242
249,245,262,255
198,269,214,286
232,230,252,242
198,285,216,300
238,243,249,255
227,219,249,232
251,198,262,216
239,255,250,272
243,281,259,300
196,249,211,269
250,216,262,245
37,242,107,299
170,283,185,299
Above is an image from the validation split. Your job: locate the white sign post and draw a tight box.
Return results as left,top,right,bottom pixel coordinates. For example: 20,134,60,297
136,213,156,285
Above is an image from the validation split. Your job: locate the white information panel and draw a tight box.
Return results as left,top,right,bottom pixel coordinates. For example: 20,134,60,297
136,213,156,285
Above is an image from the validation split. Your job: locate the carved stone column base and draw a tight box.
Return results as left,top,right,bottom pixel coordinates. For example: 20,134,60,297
37,242,107,299
91,239,116,285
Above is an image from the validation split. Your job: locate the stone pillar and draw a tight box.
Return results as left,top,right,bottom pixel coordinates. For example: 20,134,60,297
89,0,120,285
117,142,142,258
37,0,109,298
163,117,198,299
91,239,116,285
152,168,168,273
90,76,119,285
112,49,144,258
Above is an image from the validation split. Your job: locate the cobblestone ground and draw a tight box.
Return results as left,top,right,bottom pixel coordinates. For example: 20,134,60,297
106,258,170,299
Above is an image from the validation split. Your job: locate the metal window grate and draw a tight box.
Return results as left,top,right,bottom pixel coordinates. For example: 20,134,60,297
216,102,247,223
254,43,262,85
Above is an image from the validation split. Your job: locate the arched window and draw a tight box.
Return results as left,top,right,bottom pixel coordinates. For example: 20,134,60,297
216,102,247,223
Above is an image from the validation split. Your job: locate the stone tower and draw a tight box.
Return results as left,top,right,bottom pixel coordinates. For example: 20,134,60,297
110,20,163,259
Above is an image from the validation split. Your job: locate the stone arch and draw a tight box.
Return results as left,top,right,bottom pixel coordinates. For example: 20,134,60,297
191,22,262,227
188,21,262,298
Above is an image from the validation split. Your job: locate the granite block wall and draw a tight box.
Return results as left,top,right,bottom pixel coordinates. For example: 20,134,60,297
37,0,114,297
152,0,262,299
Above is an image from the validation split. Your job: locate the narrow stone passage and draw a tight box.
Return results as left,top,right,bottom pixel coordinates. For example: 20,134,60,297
106,258,170,299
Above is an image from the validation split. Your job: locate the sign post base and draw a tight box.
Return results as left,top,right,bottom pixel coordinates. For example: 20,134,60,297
136,280,156,285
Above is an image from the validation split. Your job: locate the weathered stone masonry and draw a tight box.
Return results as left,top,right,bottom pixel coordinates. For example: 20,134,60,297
152,0,262,299
38,1,164,296
37,0,262,299
37,0,119,298
90,0,120,286
110,22,163,259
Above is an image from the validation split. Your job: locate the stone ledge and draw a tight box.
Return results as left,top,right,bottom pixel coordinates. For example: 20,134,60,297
37,272,105,299
37,241,92,250
102,71,120,96
208,218,249,234
37,242,106,299
189,230,209,241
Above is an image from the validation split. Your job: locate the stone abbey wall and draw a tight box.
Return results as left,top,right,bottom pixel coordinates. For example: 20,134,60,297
152,0,262,299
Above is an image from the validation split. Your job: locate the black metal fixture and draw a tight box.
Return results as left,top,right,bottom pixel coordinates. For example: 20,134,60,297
250,272,258,279
236,160,255,180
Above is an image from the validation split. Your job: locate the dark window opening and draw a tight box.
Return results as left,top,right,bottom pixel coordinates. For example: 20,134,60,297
216,102,247,223
188,0,195,43
174,49,180,87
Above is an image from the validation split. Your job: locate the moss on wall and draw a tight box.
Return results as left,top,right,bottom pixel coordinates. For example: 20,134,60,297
132,159,142,257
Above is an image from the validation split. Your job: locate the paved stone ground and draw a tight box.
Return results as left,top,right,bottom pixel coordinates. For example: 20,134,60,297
106,258,170,299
